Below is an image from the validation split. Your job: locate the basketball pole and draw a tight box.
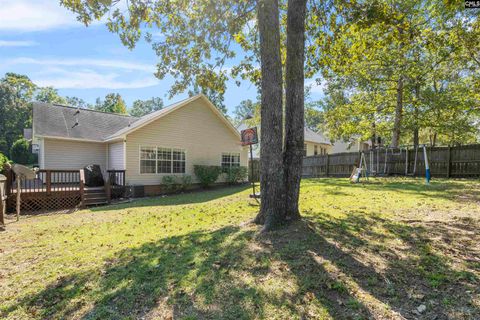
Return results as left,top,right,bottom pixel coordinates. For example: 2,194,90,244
250,144,256,197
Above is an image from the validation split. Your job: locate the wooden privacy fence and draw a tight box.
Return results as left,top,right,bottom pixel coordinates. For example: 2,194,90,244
249,144,480,179
302,144,480,178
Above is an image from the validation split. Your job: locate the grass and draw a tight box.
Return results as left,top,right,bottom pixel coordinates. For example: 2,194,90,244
0,177,479,319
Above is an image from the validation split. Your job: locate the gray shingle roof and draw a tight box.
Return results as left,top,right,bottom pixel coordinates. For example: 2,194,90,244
304,127,331,145
33,102,138,141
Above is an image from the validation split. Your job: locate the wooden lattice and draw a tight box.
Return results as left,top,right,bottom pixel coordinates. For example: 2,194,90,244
7,194,81,213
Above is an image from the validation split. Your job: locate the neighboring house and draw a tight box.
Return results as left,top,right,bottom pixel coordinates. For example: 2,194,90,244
236,123,332,157
32,94,247,194
304,127,332,156
331,138,371,154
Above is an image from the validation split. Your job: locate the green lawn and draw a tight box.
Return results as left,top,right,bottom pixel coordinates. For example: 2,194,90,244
1,178,479,319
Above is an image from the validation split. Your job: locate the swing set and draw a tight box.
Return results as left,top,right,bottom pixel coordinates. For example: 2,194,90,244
351,145,431,184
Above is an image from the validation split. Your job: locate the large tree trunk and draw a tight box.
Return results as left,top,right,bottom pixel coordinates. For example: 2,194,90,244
283,0,307,221
254,0,285,230
391,76,403,147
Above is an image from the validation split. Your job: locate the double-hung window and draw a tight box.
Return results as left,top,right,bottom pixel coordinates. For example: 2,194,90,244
221,153,240,171
140,146,186,174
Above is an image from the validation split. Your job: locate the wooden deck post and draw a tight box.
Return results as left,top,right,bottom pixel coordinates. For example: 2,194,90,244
46,170,51,195
79,169,85,208
0,174,6,231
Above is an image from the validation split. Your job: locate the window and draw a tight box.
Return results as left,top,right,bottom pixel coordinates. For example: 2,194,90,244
303,144,307,157
172,148,186,173
140,146,186,174
314,145,318,155
222,153,240,171
140,147,157,174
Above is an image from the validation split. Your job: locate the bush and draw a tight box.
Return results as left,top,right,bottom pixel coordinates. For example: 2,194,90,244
194,165,222,187
225,166,248,184
161,175,179,192
0,152,10,171
10,138,33,165
180,175,192,191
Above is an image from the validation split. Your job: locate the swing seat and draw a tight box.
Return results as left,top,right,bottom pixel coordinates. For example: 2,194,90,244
249,192,261,199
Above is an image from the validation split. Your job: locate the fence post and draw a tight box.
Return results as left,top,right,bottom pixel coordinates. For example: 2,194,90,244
447,146,452,178
46,170,51,195
325,154,330,177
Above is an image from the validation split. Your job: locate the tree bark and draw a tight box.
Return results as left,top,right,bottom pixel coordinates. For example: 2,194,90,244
283,0,307,221
254,0,285,230
391,76,403,147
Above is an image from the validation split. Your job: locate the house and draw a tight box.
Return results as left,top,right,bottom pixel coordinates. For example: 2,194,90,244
330,138,371,154
303,127,332,156
236,123,332,158
32,94,247,195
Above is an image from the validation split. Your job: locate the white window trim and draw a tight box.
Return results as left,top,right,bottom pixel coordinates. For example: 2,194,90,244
221,152,241,170
139,145,187,175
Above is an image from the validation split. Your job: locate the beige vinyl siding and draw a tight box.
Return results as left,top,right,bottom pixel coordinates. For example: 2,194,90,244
125,99,247,185
43,138,107,170
305,141,332,156
108,141,125,170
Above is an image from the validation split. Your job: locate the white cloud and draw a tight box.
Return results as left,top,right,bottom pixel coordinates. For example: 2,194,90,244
0,40,37,47
3,57,155,73
32,69,159,89
0,0,103,32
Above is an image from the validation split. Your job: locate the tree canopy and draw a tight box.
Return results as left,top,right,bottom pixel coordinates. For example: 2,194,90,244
95,93,128,114
130,97,164,117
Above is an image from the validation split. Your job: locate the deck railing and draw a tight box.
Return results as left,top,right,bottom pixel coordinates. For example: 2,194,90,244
106,170,126,199
8,169,81,194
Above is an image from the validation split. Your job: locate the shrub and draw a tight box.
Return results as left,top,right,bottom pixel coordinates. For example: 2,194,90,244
10,138,32,165
225,166,248,184
161,175,179,192
180,175,192,191
0,152,10,171
194,165,222,187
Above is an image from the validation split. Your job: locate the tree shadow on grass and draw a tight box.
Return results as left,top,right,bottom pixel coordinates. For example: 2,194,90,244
5,223,380,320
297,212,480,319
4,212,478,319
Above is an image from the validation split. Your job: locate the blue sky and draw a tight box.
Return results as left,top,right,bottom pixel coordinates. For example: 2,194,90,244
0,0,323,116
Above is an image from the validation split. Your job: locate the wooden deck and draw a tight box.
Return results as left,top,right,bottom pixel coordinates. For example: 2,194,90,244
4,169,126,213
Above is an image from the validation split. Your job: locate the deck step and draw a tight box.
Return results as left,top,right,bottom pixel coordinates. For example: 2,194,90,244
84,201,108,206
83,188,109,206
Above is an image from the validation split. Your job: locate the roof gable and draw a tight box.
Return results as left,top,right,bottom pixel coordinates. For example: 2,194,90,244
105,94,240,140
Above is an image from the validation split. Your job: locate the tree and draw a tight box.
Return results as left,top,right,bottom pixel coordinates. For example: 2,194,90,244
130,97,164,117
283,0,307,220
233,99,259,125
0,73,36,157
95,93,127,114
252,0,285,230
66,96,92,109
308,0,479,147
35,86,67,104
10,138,32,165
